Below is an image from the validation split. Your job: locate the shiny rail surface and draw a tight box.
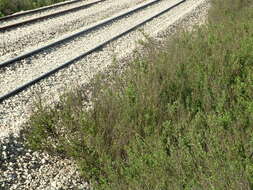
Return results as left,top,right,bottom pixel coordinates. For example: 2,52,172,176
0,0,186,103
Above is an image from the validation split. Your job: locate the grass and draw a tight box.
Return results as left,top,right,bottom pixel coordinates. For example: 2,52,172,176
0,0,70,16
24,0,253,189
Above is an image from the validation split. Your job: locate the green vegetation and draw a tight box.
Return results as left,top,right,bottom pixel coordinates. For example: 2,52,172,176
25,0,253,189
0,0,69,16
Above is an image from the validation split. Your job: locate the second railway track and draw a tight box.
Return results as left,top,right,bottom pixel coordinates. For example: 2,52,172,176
0,0,94,22
0,0,105,31
0,0,186,103
0,0,149,56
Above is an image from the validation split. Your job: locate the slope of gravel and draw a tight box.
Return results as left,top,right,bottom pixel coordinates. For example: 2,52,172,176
0,0,209,189
0,0,146,56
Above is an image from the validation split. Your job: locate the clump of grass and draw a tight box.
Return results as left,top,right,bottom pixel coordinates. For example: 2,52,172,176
0,0,69,16
25,0,253,189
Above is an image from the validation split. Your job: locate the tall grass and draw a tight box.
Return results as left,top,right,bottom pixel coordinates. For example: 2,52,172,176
0,0,69,16
25,0,253,189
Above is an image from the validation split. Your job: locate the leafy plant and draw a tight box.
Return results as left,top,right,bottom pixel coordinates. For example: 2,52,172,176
25,0,253,189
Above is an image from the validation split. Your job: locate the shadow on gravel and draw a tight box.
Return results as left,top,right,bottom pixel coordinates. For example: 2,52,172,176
0,132,89,190
0,134,43,189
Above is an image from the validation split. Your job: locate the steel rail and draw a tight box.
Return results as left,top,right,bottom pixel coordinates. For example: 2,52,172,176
0,0,186,103
0,0,89,22
0,0,105,32
0,0,162,68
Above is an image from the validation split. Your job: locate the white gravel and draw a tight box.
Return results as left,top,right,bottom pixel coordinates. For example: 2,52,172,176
0,135,90,190
0,0,210,189
0,0,147,56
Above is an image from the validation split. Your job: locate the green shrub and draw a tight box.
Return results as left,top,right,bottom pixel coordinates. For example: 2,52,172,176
25,0,253,189
0,0,68,16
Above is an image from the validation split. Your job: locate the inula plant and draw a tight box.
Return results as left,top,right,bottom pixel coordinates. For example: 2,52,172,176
25,0,253,189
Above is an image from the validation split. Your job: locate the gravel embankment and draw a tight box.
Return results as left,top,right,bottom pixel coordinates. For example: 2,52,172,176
0,0,146,56
0,0,210,189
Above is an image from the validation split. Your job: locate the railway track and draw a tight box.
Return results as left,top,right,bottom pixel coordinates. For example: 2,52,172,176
0,0,186,103
0,0,147,57
0,0,99,22
0,0,105,31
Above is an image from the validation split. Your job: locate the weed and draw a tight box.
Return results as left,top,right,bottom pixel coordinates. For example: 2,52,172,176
0,0,69,16
25,0,253,189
